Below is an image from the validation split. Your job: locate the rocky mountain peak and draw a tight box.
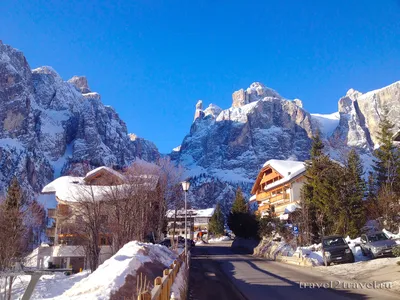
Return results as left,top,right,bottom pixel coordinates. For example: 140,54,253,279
0,42,160,200
203,103,222,119
68,76,91,94
194,100,204,121
232,82,281,108
293,99,303,108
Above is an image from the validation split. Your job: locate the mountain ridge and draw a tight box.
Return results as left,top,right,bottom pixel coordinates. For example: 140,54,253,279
1,41,400,212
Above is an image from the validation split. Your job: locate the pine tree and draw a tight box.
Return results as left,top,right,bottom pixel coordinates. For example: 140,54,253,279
231,187,247,213
301,133,331,243
208,203,225,237
345,149,366,238
373,112,399,189
372,111,400,231
227,188,258,238
310,131,324,158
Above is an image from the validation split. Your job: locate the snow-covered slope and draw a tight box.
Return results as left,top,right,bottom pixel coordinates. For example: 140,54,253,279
311,112,340,137
0,41,159,198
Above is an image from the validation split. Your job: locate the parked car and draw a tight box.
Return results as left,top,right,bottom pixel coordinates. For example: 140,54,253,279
322,235,354,266
158,237,194,249
158,238,172,248
360,231,396,258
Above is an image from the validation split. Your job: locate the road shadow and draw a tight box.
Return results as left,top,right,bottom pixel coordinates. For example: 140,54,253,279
190,244,373,300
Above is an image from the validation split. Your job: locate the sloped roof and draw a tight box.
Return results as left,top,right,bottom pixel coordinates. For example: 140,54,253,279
251,159,306,195
41,168,159,203
262,159,306,176
84,166,126,182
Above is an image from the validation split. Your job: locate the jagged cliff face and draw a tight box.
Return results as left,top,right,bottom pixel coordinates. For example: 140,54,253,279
333,82,400,150
0,42,159,197
173,81,400,211
173,83,314,210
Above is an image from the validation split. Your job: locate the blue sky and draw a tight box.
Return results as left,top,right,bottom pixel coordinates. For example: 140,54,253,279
1,1,400,153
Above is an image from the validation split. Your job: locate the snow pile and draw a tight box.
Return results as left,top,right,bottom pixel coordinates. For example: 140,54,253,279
1,271,90,300
208,236,231,243
253,238,294,259
58,242,176,300
170,263,187,300
23,247,40,268
383,229,400,241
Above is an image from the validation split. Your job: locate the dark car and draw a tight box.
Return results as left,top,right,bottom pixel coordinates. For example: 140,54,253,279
322,235,354,266
159,238,172,248
360,231,396,258
158,237,194,249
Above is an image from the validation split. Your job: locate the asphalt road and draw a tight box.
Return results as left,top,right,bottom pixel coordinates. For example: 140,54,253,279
188,242,399,300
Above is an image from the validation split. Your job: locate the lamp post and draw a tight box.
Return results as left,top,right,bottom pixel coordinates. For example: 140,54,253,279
181,181,190,264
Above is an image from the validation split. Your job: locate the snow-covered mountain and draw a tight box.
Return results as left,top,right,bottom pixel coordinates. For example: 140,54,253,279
1,41,399,211
172,81,400,211
0,41,159,198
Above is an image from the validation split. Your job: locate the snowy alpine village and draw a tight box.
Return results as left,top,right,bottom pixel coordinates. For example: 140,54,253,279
1,2,400,300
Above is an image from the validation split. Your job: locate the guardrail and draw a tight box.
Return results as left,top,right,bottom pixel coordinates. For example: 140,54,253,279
138,252,187,300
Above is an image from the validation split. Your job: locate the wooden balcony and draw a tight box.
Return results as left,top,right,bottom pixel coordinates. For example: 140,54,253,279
270,193,289,204
261,173,281,184
256,191,270,201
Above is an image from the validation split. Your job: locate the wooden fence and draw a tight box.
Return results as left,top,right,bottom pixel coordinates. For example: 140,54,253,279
138,252,186,300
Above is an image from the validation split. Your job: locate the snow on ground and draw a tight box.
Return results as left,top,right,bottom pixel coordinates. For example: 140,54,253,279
3,242,177,300
315,257,400,293
298,236,369,265
170,262,187,300
315,256,400,279
58,242,176,300
208,236,231,243
1,271,90,300
298,231,400,266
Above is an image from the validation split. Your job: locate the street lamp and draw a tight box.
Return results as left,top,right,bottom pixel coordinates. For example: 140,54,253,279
181,181,190,264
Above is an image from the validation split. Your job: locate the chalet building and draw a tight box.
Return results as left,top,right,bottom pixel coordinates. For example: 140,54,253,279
35,166,159,272
165,208,215,240
250,160,306,220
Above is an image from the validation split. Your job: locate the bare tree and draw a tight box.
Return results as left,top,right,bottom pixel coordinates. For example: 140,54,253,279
65,185,109,272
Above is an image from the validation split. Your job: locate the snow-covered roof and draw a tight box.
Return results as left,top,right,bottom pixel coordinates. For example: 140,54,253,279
42,176,117,203
166,207,215,218
84,166,125,182
261,159,306,191
41,168,158,203
42,176,84,194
